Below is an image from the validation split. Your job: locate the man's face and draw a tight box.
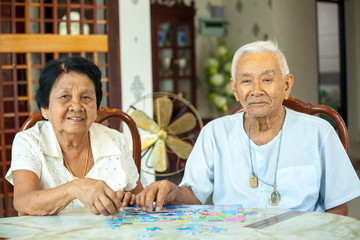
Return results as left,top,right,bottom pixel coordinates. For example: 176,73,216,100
230,52,293,118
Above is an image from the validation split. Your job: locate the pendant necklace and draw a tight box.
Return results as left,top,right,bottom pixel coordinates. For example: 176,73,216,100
63,136,90,179
247,116,284,206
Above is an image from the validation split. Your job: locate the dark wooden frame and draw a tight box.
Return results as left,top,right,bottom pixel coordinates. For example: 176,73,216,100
150,0,197,106
316,0,347,124
107,0,121,110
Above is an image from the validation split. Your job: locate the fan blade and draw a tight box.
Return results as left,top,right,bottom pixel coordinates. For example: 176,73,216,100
155,96,173,130
128,134,157,152
166,135,193,159
130,110,159,133
167,112,197,135
151,139,168,172
140,134,158,151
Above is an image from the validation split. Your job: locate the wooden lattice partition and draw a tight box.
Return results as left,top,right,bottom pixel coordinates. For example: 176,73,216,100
0,0,121,217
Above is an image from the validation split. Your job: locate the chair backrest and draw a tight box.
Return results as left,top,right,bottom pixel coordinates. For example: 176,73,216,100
20,107,142,173
232,97,349,153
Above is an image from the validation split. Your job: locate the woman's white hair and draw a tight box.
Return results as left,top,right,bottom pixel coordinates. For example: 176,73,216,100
231,40,290,82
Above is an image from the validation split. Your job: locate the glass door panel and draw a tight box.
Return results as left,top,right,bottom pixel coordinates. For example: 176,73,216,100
158,22,172,47
159,49,173,77
159,79,174,92
177,23,190,47
177,49,191,77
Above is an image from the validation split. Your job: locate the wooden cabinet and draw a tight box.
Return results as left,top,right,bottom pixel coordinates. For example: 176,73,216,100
150,0,196,105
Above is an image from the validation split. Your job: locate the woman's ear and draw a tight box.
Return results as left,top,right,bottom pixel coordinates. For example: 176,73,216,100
40,108,48,120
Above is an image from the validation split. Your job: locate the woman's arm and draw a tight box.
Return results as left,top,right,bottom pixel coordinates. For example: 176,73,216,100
13,170,123,216
13,170,74,215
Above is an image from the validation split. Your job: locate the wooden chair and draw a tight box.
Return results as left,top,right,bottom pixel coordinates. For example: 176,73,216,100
232,97,349,153
20,107,142,173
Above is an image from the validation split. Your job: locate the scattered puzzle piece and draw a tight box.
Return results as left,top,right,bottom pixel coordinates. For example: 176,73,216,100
209,227,226,232
176,227,193,231
137,232,153,238
245,211,257,215
184,229,202,235
146,227,162,231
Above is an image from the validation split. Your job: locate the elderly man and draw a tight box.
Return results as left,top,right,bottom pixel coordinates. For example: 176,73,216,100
136,40,360,215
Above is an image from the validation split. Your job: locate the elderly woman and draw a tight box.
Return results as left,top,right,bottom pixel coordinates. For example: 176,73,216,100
5,56,143,216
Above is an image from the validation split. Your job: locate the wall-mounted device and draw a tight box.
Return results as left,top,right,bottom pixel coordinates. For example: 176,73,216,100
199,17,225,36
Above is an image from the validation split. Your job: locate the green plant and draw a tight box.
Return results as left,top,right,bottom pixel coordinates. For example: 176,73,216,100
204,39,235,113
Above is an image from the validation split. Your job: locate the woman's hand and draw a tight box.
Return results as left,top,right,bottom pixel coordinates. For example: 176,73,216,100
72,178,122,216
115,191,136,211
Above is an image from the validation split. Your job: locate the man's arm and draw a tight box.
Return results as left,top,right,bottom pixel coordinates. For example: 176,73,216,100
135,180,201,212
325,203,348,216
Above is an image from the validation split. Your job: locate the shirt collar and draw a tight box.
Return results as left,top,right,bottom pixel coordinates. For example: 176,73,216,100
89,123,122,161
40,121,121,160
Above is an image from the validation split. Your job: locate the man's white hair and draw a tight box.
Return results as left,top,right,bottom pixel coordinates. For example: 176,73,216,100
231,40,290,82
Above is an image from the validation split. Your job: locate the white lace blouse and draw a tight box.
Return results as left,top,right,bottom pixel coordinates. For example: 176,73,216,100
6,121,139,209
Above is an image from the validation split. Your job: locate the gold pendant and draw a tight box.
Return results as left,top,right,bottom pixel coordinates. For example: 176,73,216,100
270,188,279,206
249,175,258,188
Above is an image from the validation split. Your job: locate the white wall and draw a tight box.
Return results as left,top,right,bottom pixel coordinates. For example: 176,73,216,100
223,0,273,52
119,0,154,186
272,0,318,104
194,0,224,119
119,0,153,108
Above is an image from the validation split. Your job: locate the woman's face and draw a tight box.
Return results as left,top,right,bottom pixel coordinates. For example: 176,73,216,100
41,72,97,137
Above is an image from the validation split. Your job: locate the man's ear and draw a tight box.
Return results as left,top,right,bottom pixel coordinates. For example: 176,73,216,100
230,77,239,101
283,74,294,100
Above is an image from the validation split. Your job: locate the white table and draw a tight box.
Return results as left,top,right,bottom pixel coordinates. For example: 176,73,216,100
0,207,359,239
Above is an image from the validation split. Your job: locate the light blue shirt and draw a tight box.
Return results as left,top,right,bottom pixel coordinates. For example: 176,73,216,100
179,108,360,212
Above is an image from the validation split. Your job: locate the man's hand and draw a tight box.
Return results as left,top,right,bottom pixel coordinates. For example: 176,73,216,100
136,180,180,212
